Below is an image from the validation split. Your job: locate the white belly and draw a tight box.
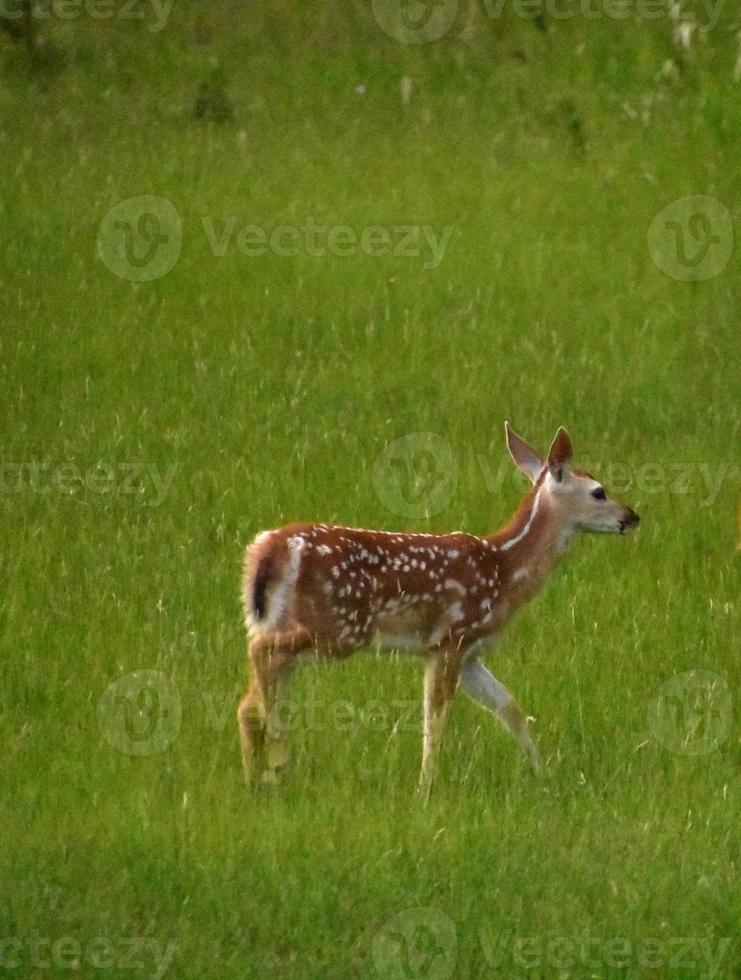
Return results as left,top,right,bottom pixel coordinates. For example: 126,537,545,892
372,631,427,653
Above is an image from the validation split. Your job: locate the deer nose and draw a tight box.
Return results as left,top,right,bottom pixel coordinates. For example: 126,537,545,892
624,509,640,527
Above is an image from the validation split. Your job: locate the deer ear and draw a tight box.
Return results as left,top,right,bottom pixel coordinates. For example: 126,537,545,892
505,421,544,484
547,426,573,483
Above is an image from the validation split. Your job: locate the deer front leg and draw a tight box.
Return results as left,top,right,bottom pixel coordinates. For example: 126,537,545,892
419,650,462,801
459,657,540,772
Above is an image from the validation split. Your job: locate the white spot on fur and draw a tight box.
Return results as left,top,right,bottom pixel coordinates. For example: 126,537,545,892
448,600,465,621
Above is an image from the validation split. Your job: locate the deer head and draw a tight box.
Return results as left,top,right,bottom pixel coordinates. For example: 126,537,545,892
505,422,640,536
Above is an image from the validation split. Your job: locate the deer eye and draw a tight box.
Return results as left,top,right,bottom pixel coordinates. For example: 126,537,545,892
592,487,606,500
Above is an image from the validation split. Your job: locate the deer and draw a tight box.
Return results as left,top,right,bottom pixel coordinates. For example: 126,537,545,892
237,423,640,796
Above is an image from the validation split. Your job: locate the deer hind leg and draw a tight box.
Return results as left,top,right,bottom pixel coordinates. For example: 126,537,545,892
419,650,462,801
237,627,312,786
459,657,540,772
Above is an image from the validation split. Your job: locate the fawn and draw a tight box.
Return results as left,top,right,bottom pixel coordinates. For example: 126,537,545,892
238,423,639,794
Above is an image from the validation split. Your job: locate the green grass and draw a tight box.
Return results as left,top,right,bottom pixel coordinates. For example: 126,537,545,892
1,3,739,977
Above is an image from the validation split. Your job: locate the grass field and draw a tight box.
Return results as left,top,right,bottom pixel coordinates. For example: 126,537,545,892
1,2,739,977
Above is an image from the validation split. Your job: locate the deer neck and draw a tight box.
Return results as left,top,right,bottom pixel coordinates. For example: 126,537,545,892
489,485,573,603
